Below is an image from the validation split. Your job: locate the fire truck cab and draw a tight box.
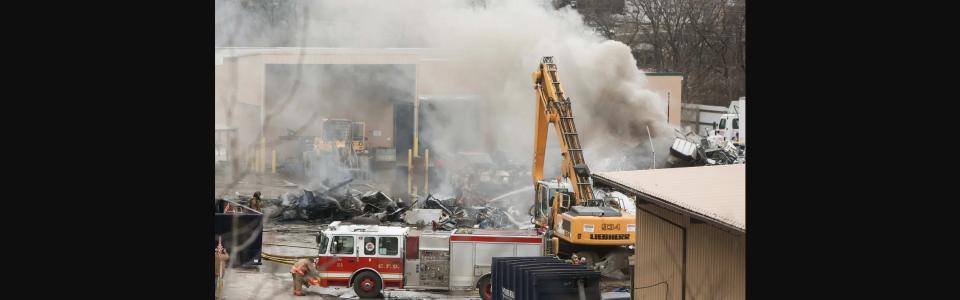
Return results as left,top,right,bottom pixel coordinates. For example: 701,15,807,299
313,221,543,299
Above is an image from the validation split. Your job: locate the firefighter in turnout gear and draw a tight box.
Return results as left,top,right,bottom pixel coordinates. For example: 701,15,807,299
249,191,262,212
291,258,321,296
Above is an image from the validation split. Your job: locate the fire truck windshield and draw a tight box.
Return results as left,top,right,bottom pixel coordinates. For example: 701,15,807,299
317,235,329,254
379,237,398,255
331,236,354,254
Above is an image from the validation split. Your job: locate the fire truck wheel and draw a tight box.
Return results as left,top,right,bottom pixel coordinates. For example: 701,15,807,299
476,275,493,300
352,271,382,298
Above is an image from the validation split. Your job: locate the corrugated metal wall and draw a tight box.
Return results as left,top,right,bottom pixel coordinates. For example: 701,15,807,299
634,202,745,300
634,208,684,300
686,223,745,300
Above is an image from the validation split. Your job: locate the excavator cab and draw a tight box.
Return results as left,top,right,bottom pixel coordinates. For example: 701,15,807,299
558,193,572,210
534,182,553,224
580,199,605,207
534,180,573,225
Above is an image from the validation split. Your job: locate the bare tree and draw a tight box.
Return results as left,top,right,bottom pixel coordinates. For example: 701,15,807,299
576,0,746,105
574,0,627,39
216,0,303,47
682,0,745,103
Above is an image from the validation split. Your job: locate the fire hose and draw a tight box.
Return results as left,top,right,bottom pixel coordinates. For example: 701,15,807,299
260,252,318,265
259,252,338,287
262,243,318,250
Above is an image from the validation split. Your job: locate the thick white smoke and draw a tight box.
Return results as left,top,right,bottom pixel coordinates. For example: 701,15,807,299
298,0,674,170
217,0,676,191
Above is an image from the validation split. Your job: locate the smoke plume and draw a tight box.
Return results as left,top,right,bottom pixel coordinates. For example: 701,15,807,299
216,0,677,190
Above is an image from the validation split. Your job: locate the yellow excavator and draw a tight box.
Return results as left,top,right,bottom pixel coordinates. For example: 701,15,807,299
530,56,635,265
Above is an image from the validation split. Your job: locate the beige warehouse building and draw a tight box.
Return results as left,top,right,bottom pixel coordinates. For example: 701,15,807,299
215,48,683,152
215,47,451,151
644,72,683,127
594,164,745,300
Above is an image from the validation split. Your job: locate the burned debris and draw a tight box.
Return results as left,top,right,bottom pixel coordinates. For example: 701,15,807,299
252,185,520,230
259,186,513,228
261,178,411,224
670,98,746,167
424,194,516,230
669,130,745,166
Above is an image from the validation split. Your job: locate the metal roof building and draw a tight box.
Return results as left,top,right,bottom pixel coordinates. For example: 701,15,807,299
593,164,745,300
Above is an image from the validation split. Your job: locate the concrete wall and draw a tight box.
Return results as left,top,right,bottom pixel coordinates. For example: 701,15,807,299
260,53,420,65
681,103,727,135
418,60,482,95
215,58,263,154
215,51,426,152
257,53,422,151
215,48,517,184
634,202,745,300
261,64,412,149
645,74,683,126
215,64,225,125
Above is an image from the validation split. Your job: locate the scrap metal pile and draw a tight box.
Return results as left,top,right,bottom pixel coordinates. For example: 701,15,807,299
671,98,745,166
238,186,518,229
423,194,515,230
669,130,745,166
250,178,416,224
232,150,533,229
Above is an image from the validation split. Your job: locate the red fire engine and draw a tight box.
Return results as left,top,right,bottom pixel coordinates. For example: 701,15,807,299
310,221,544,299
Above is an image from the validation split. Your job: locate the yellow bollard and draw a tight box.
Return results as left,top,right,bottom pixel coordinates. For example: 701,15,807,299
407,149,413,196
552,237,560,255
424,149,429,196
259,137,266,173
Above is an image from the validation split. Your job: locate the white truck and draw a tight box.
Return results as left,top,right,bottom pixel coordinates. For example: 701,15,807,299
712,97,745,147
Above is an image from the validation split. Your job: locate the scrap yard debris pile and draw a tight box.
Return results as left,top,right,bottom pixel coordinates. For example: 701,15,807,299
423,194,517,230
669,130,744,166
670,99,746,166
242,178,417,224
229,175,530,230
234,188,525,230
285,151,530,229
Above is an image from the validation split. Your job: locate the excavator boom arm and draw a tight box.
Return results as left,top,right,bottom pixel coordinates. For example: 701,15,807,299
531,56,593,205
530,56,635,250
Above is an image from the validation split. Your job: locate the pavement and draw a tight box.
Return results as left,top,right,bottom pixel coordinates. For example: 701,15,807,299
220,260,480,300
